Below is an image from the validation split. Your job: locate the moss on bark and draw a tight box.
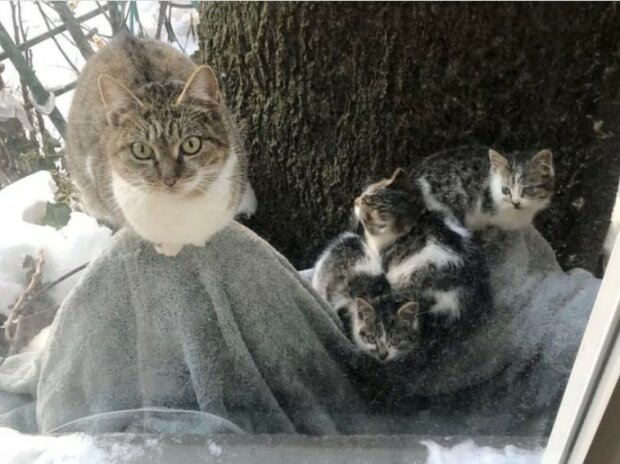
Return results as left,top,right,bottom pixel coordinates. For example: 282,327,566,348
198,2,620,271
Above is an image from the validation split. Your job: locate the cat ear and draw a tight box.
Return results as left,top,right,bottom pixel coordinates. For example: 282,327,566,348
488,149,509,172
355,298,375,321
397,301,420,329
387,168,413,192
176,65,220,104
531,149,554,174
98,75,143,120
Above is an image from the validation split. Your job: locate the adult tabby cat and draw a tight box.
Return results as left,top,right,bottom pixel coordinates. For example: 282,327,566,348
66,38,254,256
412,146,554,230
355,169,493,337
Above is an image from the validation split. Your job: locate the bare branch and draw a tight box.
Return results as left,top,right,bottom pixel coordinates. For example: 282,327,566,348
0,22,67,135
49,1,94,59
35,1,80,74
0,4,109,61
155,1,168,40
4,249,45,341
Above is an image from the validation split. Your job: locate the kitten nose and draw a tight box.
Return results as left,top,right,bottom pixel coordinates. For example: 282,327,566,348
162,177,177,187
377,351,388,361
512,201,522,209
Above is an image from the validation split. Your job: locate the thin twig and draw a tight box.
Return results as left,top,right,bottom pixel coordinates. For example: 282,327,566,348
50,1,94,59
155,1,168,40
36,1,80,74
4,250,46,340
20,262,89,313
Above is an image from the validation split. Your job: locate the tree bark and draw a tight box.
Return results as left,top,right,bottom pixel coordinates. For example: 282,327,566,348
198,2,620,272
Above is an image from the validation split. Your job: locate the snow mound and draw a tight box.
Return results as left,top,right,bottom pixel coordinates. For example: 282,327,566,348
0,171,112,316
422,439,543,464
0,428,160,464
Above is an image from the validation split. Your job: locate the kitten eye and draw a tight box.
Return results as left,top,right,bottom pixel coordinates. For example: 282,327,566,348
367,335,377,343
522,186,535,196
501,186,510,195
181,136,202,155
131,142,153,160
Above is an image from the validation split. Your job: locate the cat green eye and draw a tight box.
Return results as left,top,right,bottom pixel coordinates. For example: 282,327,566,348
131,142,153,160
181,136,202,155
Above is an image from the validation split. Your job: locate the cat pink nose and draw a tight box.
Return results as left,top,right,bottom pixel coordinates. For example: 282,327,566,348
162,177,177,187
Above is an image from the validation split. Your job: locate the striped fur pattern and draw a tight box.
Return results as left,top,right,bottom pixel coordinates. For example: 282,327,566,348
312,232,420,362
66,38,251,256
355,169,493,343
412,145,554,231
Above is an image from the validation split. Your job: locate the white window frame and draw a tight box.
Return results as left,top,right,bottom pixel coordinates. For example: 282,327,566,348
543,232,620,464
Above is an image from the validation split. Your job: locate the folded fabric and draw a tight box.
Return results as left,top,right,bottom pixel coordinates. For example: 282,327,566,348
0,223,600,435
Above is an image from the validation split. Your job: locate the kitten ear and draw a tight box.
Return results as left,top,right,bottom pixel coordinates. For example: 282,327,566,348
98,75,143,124
355,298,375,321
397,301,419,327
176,65,220,104
488,149,509,171
531,149,554,174
387,168,413,192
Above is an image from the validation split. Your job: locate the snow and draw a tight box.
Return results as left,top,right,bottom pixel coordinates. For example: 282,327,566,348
602,177,620,270
0,171,112,317
0,428,160,464
0,429,545,464
207,440,223,457
0,1,200,137
422,439,543,464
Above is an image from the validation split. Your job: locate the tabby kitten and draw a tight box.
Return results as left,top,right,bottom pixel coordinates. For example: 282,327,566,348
312,232,420,361
412,146,554,230
66,38,253,256
355,169,492,332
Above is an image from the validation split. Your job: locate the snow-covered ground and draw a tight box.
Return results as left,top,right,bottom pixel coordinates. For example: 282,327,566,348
423,439,543,464
0,427,161,464
0,427,543,464
0,171,112,316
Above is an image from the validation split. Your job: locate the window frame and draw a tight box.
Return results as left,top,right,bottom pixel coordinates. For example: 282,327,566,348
543,233,620,464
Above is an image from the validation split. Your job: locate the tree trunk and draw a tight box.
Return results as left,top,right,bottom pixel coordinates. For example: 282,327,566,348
198,3,620,272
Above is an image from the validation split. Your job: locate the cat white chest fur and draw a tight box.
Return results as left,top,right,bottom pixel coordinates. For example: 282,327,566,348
112,153,238,256
386,240,463,287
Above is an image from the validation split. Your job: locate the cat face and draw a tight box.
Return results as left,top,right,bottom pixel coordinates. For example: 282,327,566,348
98,66,231,196
488,149,554,213
351,297,419,362
354,168,423,248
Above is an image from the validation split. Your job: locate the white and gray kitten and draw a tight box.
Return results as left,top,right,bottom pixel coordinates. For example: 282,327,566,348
66,38,255,256
355,169,493,337
413,146,554,230
313,232,420,362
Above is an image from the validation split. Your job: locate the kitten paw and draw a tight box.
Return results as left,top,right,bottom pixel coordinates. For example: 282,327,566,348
154,243,183,256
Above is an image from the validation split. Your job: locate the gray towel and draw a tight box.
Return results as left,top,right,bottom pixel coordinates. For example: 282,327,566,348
0,222,600,435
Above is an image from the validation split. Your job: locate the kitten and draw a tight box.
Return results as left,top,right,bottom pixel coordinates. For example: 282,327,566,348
66,38,252,256
412,146,554,230
312,232,420,361
355,169,492,335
